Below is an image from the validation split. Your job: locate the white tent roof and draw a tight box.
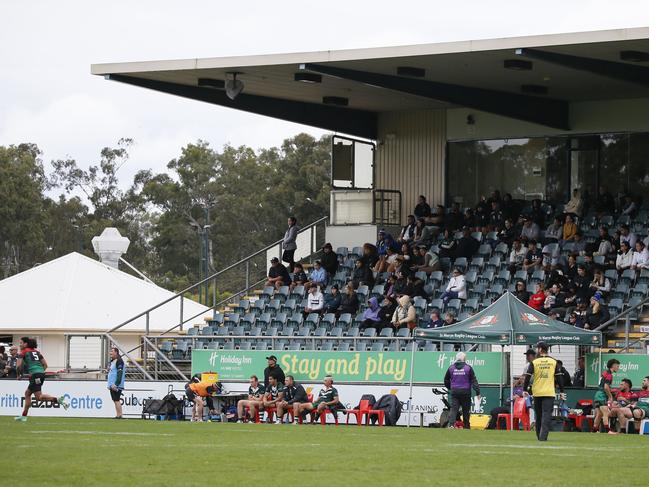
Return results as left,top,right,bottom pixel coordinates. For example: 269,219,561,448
0,252,210,333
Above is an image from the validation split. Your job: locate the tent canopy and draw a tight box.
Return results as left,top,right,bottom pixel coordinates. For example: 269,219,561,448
414,292,602,346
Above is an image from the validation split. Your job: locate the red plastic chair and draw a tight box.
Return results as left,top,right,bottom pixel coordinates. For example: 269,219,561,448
314,408,339,425
244,406,261,424
345,400,385,426
288,393,313,424
496,397,530,431
572,399,594,431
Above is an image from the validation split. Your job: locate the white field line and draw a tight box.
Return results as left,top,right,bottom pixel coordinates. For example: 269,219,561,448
447,443,643,451
30,430,175,436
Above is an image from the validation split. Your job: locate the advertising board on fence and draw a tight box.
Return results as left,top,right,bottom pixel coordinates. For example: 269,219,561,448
585,353,649,388
191,350,505,384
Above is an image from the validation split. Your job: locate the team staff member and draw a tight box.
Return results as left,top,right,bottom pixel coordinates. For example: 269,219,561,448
185,379,219,422
236,375,266,423
276,375,307,423
264,355,285,390
295,375,340,423
523,341,565,441
107,347,126,419
592,358,620,433
444,351,481,429
263,375,285,423
15,337,68,421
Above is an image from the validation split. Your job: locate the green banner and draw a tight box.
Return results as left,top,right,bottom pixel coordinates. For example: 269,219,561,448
191,350,505,384
585,353,649,388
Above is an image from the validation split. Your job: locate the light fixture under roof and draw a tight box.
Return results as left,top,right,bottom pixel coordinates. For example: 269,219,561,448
396,66,426,77
294,72,322,83
197,78,225,89
521,84,548,95
620,50,649,62
322,96,348,106
504,59,533,71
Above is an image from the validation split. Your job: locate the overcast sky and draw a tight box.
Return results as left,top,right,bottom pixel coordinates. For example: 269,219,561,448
2,0,649,187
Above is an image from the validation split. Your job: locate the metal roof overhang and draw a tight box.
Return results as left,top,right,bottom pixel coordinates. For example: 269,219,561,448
92,27,649,139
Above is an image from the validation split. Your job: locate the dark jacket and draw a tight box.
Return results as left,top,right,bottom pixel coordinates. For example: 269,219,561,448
573,367,585,388
323,292,342,313
320,251,339,276
339,292,359,314
285,383,308,404
268,263,291,285
455,236,479,260
263,365,286,390
414,202,432,219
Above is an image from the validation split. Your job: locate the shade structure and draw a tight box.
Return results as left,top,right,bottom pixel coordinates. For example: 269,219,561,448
414,292,602,346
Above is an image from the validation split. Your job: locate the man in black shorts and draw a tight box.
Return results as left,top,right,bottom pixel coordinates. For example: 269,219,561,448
107,347,126,418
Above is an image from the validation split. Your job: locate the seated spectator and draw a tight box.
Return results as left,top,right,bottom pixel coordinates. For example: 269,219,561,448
572,231,587,255
455,227,479,260
501,193,519,222
489,201,504,230
414,218,436,247
422,309,444,329
541,243,560,270
294,375,340,423
378,296,398,329
528,283,546,310
411,245,440,274
429,205,446,232
544,216,563,244
564,188,583,217
263,375,285,423
619,224,637,249
265,257,291,290
446,203,464,232
0,346,5,378
522,240,543,272
377,229,398,256
443,311,458,326
338,284,359,316
621,194,637,217
592,226,614,259
373,246,398,274
589,268,611,298
350,259,374,289
508,239,527,272
513,280,530,303
552,285,577,316
290,263,308,290
561,214,578,243
555,360,572,387
574,264,593,301
391,295,417,331
497,218,516,247
573,300,588,328
440,268,467,304
585,293,610,329
414,195,432,219
323,284,342,314
359,243,379,269
392,271,409,296
278,375,307,423
474,202,489,231
360,297,382,330
397,214,417,244
320,243,339,277
303,284,324,315
407,274,427,299
616,240,634,272
520,218,540,243
307,260,328,289
528,199,546,228
631,240,649,271
397,243,414,271
237,375,266,423
542,284,559,313
438,228,457,259
463,208,477,230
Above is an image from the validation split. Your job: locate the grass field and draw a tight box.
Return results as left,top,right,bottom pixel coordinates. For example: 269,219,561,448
1,417,646,486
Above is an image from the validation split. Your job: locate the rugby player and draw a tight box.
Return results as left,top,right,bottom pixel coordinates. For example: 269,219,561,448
263,375,285,423
295,375,340,423
236,375,265,423
592,358,620,433
15,337,68,421
610,378,634,433
630,376,649,423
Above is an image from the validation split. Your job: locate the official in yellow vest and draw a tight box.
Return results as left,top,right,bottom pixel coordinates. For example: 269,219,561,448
523,341,565,441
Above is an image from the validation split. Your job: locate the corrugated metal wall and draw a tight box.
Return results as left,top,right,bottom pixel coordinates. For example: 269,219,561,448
374,109,447,224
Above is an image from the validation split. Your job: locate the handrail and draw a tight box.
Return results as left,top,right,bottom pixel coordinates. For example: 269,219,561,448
594,295,649,332
617,332,649,353
142,336,189,381
107,216,328,334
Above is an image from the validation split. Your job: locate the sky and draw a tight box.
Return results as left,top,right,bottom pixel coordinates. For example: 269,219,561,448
2,0,649,188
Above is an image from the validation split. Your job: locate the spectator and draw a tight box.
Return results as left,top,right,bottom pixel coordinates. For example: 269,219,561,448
359,243,379,269
263,355,285,390
555,360,572,387
446,203,464,232
438,228,457,259
398,214,417,244
282,216,298,272
489,201,504,230
455,228,479,260
474,202,489,230
573,356,585,388
407,274,426,299
444,351,481,429
552,285,577,316
378,296,398,329
414,195,432,219
544,216,563,244
585,293,610,329
573,300,588,328
541,243,560,269
528,283,546,310
520,218,540,243
277,375,307,423
589,268,611,298
621,194,637,216
573,264,593,301
374,246,398,274
440,268,467,304
592,226,614,258
513,280,530,303
631,240,649,271
323,284,342,314
528,199,546,228
350,259,374,289
320,243,339,277
463,208,477,230
564,188,584,217
542,284,559,313
497,218,516,247
619,224,637,249
303,284,324,315
266,257,291,290
508,239,527,272
338,284,359,316
291,263,308,290
444,311,458,326
0,346,6,378
616,241,634,272
360,297,382,330
4,345,18,378
413,218,435,247
263,375,285,423
572,231,587,255
429,205,446,232
561,214,578,243
412,245,440,274
522,240,542,272
307,260,328,289
377,229,398,256
391,295,417,331
564,254,579,282
422,309,444,328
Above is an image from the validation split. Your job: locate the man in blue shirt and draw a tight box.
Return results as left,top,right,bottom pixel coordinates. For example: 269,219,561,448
107,347,126,418
307,260,328,289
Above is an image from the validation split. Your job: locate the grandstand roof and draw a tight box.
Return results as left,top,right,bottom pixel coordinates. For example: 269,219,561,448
0,252,209,333
92,27,649,137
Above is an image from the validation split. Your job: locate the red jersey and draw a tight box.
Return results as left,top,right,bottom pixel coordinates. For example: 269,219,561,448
528,292,545,310
615,390,635,406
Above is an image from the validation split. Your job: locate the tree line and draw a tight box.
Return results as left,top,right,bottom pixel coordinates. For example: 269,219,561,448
0,134,332,294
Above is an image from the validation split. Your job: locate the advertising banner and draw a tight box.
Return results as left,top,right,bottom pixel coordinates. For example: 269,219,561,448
191,350,505,384
585,353,649,388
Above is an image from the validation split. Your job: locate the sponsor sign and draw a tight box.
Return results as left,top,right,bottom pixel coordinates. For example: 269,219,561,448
585,353,649,388
191,350,505,384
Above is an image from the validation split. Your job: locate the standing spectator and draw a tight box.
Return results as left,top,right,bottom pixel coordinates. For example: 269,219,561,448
4,345,18,378
263,355,285,391
520,218,540,243
544,216,563,244
107,347,126,419
303,284,324,315
528,283,546,310
573,356,585,388
631,240,649,271
307,260,327,289
414,195,431,219
440,268,466,304
323,285,342,314
266,257,291,290
524,341,566,441
513,280,530,303
619,224,637,249
282,216,298,272
391,295,417,331
616,240,634,273
320,243,339,277
564,188,584,217
338,284,359,316
561,214,578,243
360,297,382,329
398,215,417,244
444,351,481,429
455,228,479,260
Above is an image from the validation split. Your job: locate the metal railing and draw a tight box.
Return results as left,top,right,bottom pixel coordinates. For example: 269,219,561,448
594,295,649,352
374,189,402,226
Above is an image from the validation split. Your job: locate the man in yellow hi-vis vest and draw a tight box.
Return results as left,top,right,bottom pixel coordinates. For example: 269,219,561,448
523,341,565,441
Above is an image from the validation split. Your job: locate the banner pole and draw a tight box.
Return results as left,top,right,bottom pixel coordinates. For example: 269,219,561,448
499,345,504,407
407,337,416,428
510,345,514,431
